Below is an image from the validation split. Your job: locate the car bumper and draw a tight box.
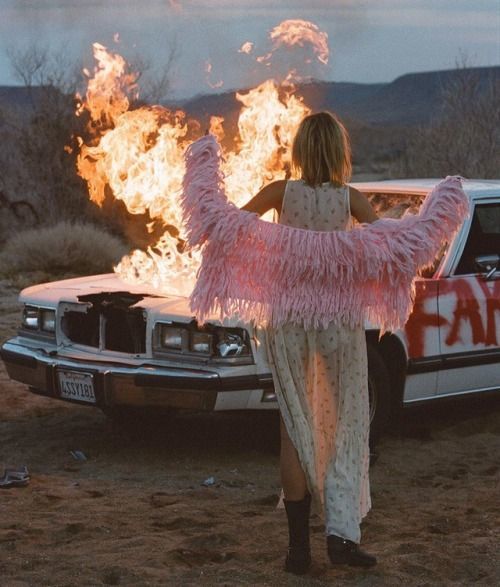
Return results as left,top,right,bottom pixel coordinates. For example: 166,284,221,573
0,340,275,411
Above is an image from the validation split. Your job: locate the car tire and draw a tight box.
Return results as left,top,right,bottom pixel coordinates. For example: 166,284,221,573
367,342,392,447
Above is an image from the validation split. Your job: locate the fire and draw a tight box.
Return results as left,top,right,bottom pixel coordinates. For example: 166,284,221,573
269,19,329,65
238,41,254,54
247,19,329,67
77,43,138,131
205,61,224,90
76,31,314,293
222,80,310,205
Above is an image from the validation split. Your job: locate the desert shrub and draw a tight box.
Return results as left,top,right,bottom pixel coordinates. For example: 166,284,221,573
0,46,92,230
395,66,500,178
0,221,128,286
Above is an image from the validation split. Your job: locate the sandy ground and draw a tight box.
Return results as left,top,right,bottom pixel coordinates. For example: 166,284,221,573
1,280,499,586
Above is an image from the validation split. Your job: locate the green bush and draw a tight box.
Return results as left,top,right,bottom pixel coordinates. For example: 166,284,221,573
0,221,129,287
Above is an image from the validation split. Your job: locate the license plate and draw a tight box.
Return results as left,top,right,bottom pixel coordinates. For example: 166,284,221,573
58,370,96,403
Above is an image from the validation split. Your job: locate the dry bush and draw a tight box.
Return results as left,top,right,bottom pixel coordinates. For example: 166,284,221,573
0,46,92,232
0,222,128,287
395,66,500,178
0,43,178,250
0,189,39,240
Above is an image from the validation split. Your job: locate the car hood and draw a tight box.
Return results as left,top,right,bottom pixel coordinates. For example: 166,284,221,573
20,273,198,323
20,272,391,333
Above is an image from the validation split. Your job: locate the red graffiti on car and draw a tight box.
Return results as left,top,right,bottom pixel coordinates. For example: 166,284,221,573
405,280,441,358
405,277,500,359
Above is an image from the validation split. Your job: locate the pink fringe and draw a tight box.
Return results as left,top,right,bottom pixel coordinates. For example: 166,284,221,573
181,134,469,331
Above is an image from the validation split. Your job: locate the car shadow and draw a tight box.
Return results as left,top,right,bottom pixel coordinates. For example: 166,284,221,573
101,390,500,456
104,408,282,456
390,391,500,441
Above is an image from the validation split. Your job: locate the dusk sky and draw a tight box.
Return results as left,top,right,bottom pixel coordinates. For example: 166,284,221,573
1,1,499,99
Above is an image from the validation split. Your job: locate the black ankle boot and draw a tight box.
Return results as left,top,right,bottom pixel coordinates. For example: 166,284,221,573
327,535,377,568
283,493,312,575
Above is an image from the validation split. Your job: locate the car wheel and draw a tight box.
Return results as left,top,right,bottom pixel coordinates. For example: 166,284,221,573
367,342,392,446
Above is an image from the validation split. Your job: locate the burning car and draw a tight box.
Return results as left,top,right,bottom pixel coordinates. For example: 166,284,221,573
2,40,499,442
2,179,499,443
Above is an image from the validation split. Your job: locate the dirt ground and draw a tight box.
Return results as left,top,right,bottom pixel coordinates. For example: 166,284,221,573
1,280,499,586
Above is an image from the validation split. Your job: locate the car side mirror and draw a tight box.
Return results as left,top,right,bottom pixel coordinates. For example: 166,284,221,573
475,254,500,280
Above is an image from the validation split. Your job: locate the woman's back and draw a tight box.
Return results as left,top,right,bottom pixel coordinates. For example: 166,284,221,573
279,180,350,232
268,175,371,547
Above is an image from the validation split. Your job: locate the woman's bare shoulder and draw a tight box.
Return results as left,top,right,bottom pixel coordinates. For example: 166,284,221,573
241,179,287,215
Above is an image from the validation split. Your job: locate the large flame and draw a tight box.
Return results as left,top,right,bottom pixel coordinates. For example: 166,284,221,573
78,42,138,130
269,19,329,65
245,18,329,68
77,30,314,293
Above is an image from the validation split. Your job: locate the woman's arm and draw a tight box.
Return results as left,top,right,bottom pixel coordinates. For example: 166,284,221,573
241,179,287,216
349,186,378,224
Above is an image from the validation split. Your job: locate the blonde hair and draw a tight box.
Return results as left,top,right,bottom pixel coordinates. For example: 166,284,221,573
291,111,352,187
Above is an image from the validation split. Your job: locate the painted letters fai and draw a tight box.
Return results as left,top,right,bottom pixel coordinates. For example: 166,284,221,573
405,276,500,359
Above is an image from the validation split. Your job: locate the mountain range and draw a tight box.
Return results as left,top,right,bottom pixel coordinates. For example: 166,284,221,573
179,66,499,127
1,65,497,175
0,66,497,128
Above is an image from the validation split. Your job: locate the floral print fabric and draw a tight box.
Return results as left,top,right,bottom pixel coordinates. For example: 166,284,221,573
266,180,371,543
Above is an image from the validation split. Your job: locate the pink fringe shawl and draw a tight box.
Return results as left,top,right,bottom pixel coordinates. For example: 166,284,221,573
181,134,469,331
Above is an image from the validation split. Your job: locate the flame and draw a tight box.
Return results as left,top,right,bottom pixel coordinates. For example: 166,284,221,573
238,41,254,54
256,52,273,65
204,60,224,90
222,80,309,205
77,43,138,129
269,19,329,65
76,41,311,293
208,115,225,143
239,19,329,68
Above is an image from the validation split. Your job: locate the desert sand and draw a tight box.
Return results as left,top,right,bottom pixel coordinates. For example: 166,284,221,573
1,279,499,586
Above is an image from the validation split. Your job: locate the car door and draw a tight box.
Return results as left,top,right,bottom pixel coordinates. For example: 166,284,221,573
403,278,441,401
436,200,500,396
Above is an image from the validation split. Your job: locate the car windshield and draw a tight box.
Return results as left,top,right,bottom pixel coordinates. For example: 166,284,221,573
366,192,424,218
364,191,447,277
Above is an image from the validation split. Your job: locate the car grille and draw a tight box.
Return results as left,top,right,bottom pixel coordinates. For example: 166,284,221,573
61,294,147,354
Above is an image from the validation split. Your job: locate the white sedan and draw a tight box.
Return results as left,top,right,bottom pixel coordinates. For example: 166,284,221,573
2,179,499,443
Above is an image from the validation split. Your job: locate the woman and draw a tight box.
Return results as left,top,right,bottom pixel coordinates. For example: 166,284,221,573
241,112,378,574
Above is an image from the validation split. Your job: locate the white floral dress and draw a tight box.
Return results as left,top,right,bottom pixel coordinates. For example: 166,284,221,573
266,179,371,543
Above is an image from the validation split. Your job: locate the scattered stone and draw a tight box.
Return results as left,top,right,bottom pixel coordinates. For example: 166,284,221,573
70,450,87,461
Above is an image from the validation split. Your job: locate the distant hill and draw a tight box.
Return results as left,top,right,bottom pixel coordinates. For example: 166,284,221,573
179,66,500,127
1,66,497,128
1,66,497,176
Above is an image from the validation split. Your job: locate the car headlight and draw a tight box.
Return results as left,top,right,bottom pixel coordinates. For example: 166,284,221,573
21,305,57,334
22,306,39,330
160,325,184,350
41,309,56,332
190,331,213,354
157,322,251,360
216,332,247,357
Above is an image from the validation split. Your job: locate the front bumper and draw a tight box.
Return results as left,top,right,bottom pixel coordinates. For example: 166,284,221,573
1,340,274,411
